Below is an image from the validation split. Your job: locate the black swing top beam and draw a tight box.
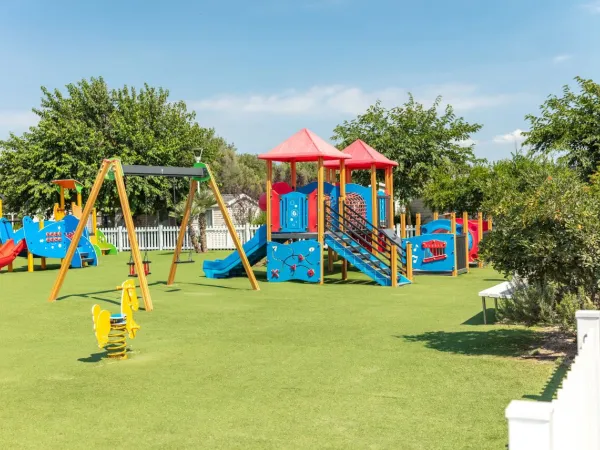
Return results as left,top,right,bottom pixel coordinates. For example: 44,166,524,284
122,165,207,178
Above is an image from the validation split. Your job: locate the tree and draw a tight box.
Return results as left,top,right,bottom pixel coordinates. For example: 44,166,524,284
331,96,482,205
169,189,215,253
0,77,225,218
525,77,600,181
480,155,600,304
421,163,490,214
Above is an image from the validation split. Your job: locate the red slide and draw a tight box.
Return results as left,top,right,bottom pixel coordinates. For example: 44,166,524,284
0,239,26,270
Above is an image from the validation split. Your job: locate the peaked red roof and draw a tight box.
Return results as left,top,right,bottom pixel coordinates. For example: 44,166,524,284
258,128,351,163
323,139,398,169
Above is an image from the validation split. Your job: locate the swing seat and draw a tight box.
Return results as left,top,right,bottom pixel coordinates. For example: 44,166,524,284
175,259,195,264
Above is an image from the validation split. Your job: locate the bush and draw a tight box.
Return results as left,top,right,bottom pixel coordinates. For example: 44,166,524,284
252,211,266,226
555,288,595,332
497,279,557,327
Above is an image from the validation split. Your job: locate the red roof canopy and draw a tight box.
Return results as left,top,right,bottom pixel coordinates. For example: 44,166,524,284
258,128,351,163
323,139,398,169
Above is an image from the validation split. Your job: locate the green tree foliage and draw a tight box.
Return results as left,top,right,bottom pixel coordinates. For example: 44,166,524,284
525,77,600,181
421,163,490,214
480,155,600,306
331,96,482,205
0,77,226,218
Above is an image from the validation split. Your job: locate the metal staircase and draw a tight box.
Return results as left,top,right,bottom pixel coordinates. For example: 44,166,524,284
324,203,411,287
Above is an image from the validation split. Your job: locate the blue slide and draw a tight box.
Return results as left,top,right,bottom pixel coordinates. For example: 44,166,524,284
203,225,267,278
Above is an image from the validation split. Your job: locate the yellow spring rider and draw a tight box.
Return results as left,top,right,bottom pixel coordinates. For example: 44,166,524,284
91,280,141,360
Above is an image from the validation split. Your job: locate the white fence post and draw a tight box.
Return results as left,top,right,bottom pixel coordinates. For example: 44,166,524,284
505,401,554,450
245,222,251,243
576,310,600,351
158,224,164,250
117,226,124,252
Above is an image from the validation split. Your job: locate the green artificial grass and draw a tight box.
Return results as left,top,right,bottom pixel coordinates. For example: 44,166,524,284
0,251,556,449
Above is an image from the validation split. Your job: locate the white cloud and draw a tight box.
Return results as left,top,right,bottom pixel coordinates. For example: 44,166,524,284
192,84,514,118
454,138,479,147
0,111,38,128
582,1,600,13
553,54,572,64
492,129,526,144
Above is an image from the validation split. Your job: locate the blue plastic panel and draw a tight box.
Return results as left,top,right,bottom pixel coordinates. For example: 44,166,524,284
266,240,321,283
402,234,456,273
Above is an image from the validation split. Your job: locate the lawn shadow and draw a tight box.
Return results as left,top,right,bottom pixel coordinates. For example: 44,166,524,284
483,278,508,282
78,348,132,363
177,280,253,291
399,329,545,358
523,358,572,401
462,309,497,326
78,351,108,363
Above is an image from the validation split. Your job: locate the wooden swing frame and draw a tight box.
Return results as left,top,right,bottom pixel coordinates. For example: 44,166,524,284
47,159,259,311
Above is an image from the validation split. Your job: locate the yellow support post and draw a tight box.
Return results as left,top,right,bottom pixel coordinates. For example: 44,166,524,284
433,211,439,221
451,212,457,277
317,157,325,285
290,161,297,191
113,164,154,311
0,198,2,217
400,212,406,239
77,192,82,208
415,213,421,236
167,180,198,286
39,220,47,270
390,244,398,287
340,160,348,281
207,165,260,291
27,251,34,272
406,241,413,282
487,215,493,231
266,161,272,242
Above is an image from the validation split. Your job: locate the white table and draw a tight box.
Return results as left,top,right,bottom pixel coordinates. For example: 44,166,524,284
478,281,514,324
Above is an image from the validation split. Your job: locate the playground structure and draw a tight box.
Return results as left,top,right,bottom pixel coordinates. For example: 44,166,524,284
0,179,105,273
395,211,492,275
204,131,413,287
48,158,258,311
52,179,117,255
91,279,141,360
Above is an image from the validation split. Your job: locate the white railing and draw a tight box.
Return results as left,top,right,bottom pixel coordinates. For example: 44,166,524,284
395,224,417,238
99,224,261,251
505,310,600,450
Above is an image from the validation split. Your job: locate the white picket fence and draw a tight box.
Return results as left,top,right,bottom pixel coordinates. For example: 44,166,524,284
506,310,600,449
99,224,261,251
98,223,414,252
397,224,417,238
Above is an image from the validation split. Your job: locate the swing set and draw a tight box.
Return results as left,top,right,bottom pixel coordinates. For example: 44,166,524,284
47,158,260,312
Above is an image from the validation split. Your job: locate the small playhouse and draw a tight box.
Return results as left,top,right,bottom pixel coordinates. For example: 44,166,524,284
204,129,413,287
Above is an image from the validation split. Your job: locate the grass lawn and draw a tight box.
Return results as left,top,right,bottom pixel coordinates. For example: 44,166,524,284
0,251,558,449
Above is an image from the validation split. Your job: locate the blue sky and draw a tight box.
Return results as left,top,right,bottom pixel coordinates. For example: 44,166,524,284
1,0,599,161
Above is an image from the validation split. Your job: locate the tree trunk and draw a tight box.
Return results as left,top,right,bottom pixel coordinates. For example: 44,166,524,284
199,214,208,252
188,223,201,253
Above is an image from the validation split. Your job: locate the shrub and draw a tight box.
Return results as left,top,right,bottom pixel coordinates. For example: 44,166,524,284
497,279,557,327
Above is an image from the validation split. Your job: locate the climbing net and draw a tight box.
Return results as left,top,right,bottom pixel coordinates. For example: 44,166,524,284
345,193,367,230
